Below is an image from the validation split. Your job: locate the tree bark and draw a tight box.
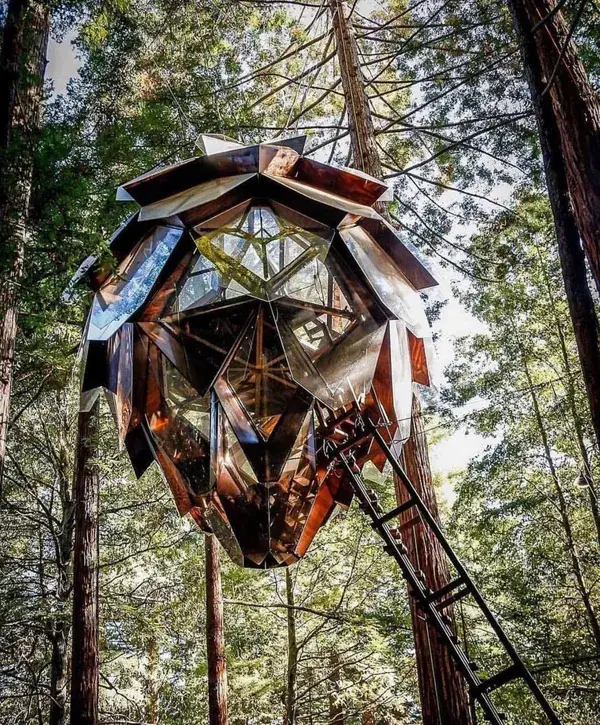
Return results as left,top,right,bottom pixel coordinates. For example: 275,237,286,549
144,635,160,725
329,0,382,179
537,248,600,547
397,396,474,724
512,0,600,294
0,0,49,497
284,568,298,725
521,346,600,650
49,618,71,725
507,0,600,475
330,2,472,721
49,410,76,725
70,398,101,725
206,535,228,725
327,652,344,725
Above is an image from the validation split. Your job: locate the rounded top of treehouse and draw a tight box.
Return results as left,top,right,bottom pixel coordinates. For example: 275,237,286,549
76,134,436,294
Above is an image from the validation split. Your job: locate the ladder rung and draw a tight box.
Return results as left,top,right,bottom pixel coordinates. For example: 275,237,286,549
376,499,415,525
483,713,507,723
383,542,408,557
476,664,523,694
437,586,470,610
425,577,466,603
396,514,421,534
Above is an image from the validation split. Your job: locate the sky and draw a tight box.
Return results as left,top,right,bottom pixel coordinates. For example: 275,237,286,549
44,30,491,489
47,33,80,97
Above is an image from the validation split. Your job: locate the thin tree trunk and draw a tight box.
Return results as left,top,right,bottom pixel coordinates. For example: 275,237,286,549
329,0,382,179
327,652,344,725
206,535,228,725
144,635,159,725
329,2,472,721
537,248,600,547
284,568,298,725
70,398,101,725
506,0,600,461
0,0,49,498
398,396,474,724
512,0,600,293
521,347,600,650
49,619,71,725
49,409,75,725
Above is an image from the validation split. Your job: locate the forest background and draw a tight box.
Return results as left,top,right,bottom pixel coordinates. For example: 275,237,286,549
1,0,600,724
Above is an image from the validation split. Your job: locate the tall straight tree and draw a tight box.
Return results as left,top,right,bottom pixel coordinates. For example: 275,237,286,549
0,0,50,495
329,2,472,723
506,0,600,461
206,535,228,725
69,397,101,725
509,0,600,293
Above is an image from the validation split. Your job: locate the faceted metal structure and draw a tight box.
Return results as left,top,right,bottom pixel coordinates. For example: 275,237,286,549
77,135,438,568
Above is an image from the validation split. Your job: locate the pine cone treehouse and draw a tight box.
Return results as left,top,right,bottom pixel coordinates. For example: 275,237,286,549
78,135,437,568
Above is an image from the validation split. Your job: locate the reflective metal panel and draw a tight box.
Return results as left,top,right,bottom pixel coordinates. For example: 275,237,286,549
79,138,438,568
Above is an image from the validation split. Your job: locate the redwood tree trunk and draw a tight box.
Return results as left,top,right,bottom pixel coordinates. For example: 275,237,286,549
507,0,600,461
0,0,49,495
329,0,382,179
70,398,101,725
512,0,600,293
330,2,472,721
206,535,228,725
397,396,473,724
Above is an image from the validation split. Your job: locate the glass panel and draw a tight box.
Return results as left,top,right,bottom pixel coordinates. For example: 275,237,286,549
215,411,270,566
339,225,430,337
89,226,182,341
225,306,298,437
162,356,211,440
274,298,385,410
267,411,319,558
145,348,211,496
281,258,352,310
190,204,334,305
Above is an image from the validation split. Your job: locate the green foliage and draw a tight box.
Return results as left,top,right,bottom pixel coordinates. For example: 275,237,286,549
3,0,600,723
441,193,600,723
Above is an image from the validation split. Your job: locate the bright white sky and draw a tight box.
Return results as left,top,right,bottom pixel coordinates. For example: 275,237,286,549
46,32,492,489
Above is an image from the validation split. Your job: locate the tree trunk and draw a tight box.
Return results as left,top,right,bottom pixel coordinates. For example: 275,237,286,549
0,0,49,497
512,0,600,293
397,396,474,724
506,0,600,480
70,398,101,725
144,635,160,725
329,2,472,721
49,619,71,725
206,535,228,725
327,652,344,725
521,346,600,650
284,568,298,725
537,248,600,547
49,412,75,725
329,0,382,179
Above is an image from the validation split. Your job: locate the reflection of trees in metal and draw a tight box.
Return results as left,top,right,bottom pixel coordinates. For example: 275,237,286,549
76,136,437,568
